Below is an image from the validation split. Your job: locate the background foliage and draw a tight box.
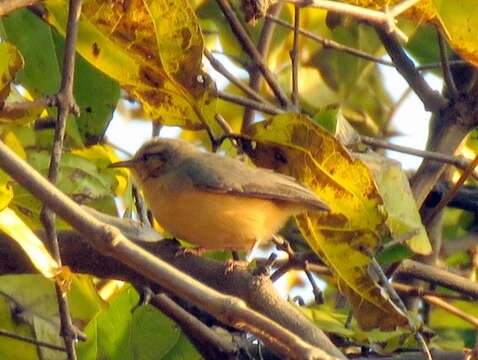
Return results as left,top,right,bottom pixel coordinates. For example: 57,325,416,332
0,0,478,359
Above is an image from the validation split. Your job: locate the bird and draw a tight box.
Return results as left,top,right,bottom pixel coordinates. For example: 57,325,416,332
109,138,330,261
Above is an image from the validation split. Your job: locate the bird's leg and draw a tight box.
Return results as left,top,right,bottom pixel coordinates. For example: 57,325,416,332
224,240,261,273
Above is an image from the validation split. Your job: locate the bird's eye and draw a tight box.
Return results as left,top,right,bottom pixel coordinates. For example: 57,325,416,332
142,151,166,162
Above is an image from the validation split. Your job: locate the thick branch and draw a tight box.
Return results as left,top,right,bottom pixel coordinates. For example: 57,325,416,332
375,26,448,113
0,230,344,359
396,259,478,299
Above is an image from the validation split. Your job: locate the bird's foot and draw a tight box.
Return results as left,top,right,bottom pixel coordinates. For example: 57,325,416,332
224,258,249,274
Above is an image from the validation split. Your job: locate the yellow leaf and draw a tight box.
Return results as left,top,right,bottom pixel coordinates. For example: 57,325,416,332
432,0,478,66
0,208,60,279
0,42,24,99
0,130,27,210
0,43,43,125
44,0,216,130
246,113,408,330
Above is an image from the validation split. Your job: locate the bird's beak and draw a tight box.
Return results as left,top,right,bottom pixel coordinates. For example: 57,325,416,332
108,159,138,169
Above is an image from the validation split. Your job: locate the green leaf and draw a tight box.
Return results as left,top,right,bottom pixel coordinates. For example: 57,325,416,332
0,274,105,359
78,286,197,360
50,31,120,145
0,296,39,360
0,9,61,97
358,154,432,255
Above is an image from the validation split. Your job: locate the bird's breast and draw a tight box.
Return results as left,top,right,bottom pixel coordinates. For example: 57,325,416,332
141,181,299,252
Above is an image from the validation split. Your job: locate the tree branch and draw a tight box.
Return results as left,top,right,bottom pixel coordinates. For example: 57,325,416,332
204,49,271,105
375,26,448,113
0,0,39,15
217,90,283,114
214,0,291,108
242,3,284,133
39,0,82,358
395,259,478,299
0,141,344,360
0,328,66,352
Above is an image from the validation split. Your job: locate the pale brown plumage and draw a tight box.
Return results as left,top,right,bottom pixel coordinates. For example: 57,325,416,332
110,138,329,256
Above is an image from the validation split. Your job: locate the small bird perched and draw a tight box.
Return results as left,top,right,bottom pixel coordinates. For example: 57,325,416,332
110,138,329,260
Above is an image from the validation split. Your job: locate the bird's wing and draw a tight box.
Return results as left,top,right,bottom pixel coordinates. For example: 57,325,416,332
180,154,330,211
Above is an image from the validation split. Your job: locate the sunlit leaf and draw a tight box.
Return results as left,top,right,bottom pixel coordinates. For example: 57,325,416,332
0,208,59,279
433,0,478,66
0,130,27,211
0,41,23,99
45,0,216,130
246,113,408,330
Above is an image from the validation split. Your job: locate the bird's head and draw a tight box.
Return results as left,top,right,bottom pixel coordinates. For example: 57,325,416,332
109,138,197,184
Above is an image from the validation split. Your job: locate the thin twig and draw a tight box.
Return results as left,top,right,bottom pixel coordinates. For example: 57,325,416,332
304,261,324,304
0,328,66,352
368,258,432,360
422,294,478,328
375,26,448,113
39,1,82,359
151,293,238,358
425,154,478,225
132,186,150,226
396,259,478,299
213,113,244,154
393,282,475,301
291,3,300,108
242,3,284,133
437,30,458,98
106,139,133,157
360,136,478,180
217,90,283,115
377,229,420,253
210,50,253,71
384,87,412,133
280,0,419,41
204,49,271,105
215,0,291,108
0,0,39,15
151,122,161,137
0,97,55,113
266,15,395,67
416,60,468,71
387,0,423,17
